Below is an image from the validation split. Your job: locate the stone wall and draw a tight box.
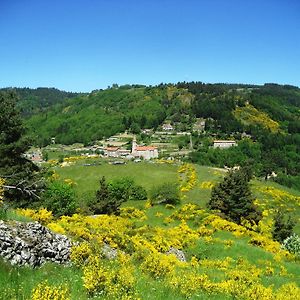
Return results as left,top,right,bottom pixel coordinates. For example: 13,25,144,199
0,220,72,267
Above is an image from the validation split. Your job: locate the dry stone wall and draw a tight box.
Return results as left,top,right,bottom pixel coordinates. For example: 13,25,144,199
0,220,72,267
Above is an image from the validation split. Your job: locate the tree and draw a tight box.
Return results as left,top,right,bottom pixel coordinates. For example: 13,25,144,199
89,176,122,215
43,180,76,217
89,177,147,215
150,182,180,205
0,91,41,205
272,210,295,243
108,177,147,202
208,169,261,224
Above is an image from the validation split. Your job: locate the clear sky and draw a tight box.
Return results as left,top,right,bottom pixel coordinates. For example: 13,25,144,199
0,0,299,92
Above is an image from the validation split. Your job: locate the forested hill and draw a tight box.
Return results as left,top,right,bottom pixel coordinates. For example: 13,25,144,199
22,82,300,145
0,87,82,117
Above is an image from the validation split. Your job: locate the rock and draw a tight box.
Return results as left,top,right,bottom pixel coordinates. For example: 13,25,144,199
0,221,72,267
21,249,30,260
166,247,186,262
101,243,118,260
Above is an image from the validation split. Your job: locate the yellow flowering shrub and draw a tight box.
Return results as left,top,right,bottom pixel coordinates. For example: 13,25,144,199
83,254,137,299
169,271,211,298
120,207,147,221
199,181,214,189
178,163,197,193
46,222,66,235
170,203,207,222
17,208,53,225
54,214,132,249
0,177,5,205
141,250,178,278
31,280,70,300
234,104,280,133
70,242,92,267
257,186,300,209
275,282,300,299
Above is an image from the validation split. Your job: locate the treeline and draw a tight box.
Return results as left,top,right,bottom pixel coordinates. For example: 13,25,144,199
0,87,81,117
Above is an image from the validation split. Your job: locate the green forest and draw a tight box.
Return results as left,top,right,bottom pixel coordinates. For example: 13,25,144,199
2,83,300,190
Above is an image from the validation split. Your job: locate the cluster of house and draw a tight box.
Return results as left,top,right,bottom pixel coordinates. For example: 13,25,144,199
104,137,159,160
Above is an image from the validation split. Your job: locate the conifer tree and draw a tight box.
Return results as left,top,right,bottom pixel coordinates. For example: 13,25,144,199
208,169,261,224
0,91,40,204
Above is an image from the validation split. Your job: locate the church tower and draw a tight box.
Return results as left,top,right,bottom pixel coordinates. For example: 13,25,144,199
132,136,137,154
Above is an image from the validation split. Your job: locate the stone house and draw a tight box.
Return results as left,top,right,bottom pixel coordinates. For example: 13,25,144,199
131,137,158,160
213,140,237,149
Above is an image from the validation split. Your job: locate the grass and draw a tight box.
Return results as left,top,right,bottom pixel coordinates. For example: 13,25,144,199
55,161,224,204
1,161,300,299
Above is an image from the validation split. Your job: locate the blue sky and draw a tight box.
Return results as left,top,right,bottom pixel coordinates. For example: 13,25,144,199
0,0,299,92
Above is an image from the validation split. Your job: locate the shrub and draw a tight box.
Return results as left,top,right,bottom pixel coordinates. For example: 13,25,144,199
272,210,295,243
89,176,147,215
31,280,70,300
282,233,300,256
108,177,147,202
43,181,76,217
150,182,180,205
89,176,122,215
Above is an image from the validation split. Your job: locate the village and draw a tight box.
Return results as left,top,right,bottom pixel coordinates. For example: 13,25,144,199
25,118,241,165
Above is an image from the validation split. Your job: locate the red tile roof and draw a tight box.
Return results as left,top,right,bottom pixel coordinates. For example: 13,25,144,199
136,146,157,151
105,147,119,151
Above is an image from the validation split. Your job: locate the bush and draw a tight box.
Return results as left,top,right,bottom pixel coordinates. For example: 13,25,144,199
272,210,295,243
150,182,180,205
108,177,147,202
43,181,76,217
89,176,122,215
89,176,147,215
282,233,300,256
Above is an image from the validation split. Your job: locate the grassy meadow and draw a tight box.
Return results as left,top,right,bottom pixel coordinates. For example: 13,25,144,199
1,159,300,299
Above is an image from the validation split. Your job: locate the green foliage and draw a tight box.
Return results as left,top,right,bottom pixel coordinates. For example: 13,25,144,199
89,176,122,215
0,87,80,117
282,233,300,256
0,206,7,221
0,91,41,205
208,169,262,225
272,211,295,243
109,177,147,202
14,83,300,191
150,182,180,205
89,176,147,215
43,181,76,216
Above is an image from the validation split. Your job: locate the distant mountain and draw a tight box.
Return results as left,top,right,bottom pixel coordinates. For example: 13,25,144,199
20,83,300,145
0,87,82,117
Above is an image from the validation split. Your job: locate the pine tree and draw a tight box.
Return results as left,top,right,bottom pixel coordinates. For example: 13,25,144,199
0,91,40,204
208,169,261,224
89,176,123,215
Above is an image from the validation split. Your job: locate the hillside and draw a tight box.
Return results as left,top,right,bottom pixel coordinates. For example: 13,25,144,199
23,83,300,145
1,162,300,299
0,87,81,117
18,83,300,191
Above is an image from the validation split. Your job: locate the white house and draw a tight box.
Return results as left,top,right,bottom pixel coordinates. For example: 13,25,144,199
162,123,174,131
213,140,237,149
104,147,120,157
132,137,158,160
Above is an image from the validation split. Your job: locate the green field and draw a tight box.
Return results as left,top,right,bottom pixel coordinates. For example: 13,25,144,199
55,160,224,205
1,161,300,299
54,160,300,233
